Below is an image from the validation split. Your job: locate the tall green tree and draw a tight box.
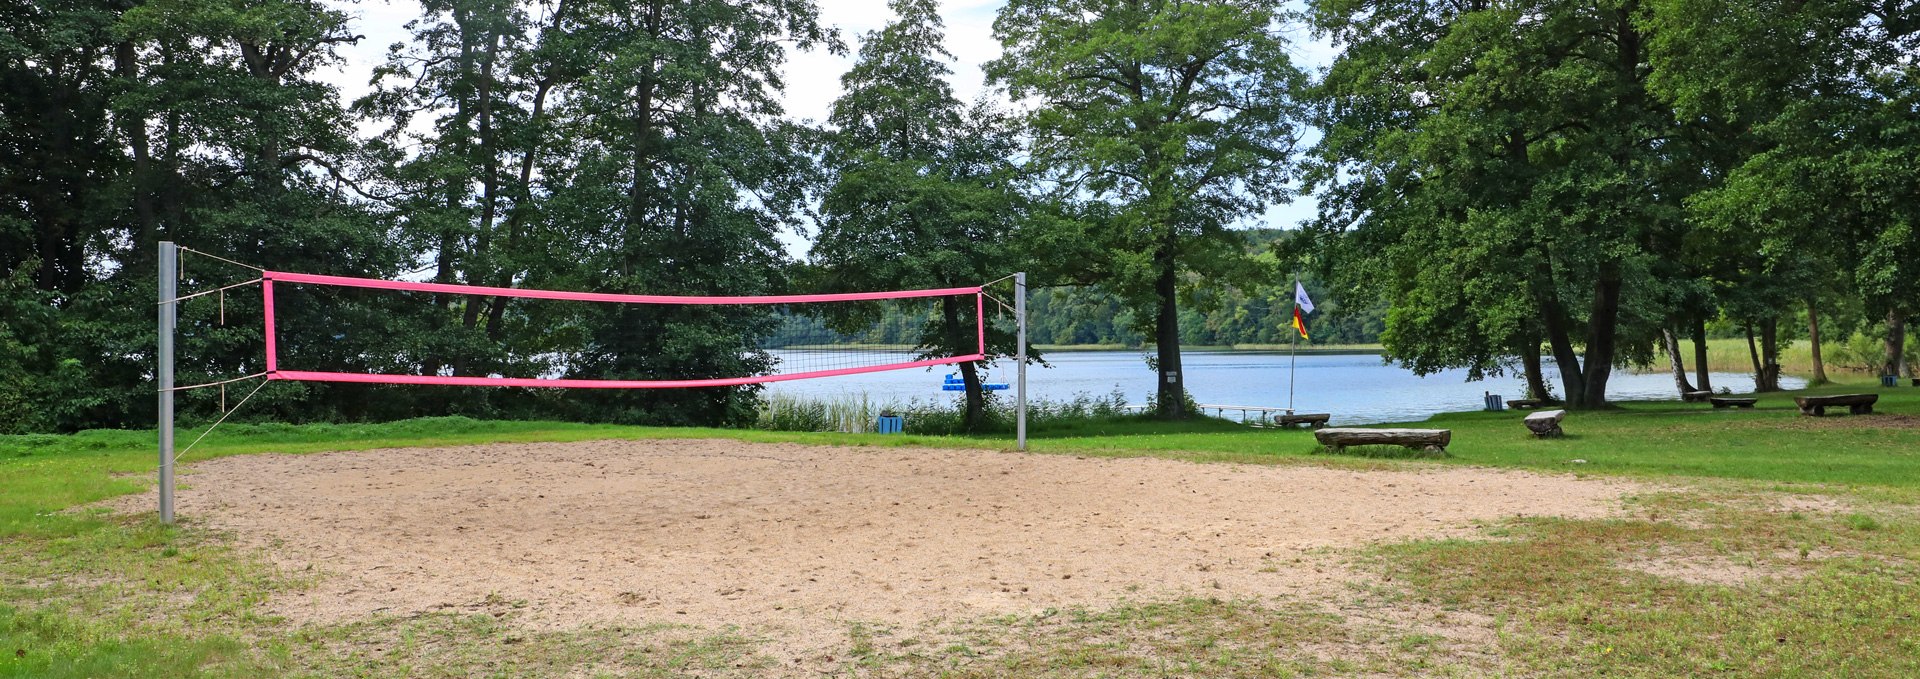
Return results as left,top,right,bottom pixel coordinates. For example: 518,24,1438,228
110,0,422,424
986,0,1306,418
1308,0,1690,408
1647,0,1920,380
1,0,125,294
0,0,420,430
812,0,1029,431
356,0,549,386
535,0,834,424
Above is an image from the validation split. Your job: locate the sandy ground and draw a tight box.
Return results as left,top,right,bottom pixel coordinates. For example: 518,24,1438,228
139,440,1637,646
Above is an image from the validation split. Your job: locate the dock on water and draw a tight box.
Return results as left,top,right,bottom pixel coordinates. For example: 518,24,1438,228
1122,403,1331,428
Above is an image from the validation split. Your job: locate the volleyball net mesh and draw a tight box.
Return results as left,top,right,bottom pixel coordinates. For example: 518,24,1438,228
260,271,986,389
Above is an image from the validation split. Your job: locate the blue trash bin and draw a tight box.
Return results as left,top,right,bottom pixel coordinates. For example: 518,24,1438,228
876,414,904,434
1882,375,1898,388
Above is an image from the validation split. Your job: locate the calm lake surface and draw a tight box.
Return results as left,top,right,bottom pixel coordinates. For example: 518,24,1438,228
766,350,1804,425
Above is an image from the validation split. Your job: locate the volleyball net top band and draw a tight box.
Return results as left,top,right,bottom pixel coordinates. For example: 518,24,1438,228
260,271,988,389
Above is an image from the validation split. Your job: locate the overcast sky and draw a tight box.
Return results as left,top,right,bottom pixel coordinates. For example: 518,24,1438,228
318,0,1336,256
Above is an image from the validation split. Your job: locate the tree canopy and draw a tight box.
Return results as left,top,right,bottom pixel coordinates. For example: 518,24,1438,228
1303,0,1918,408
811,0,1030,430
2,0,1917,432
987,0,1307,417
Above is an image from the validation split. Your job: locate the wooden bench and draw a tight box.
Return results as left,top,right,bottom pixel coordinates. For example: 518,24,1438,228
1314,428,1451,455
1504,398,1544,410
1681,390,1714,403
1269,413,1330,429
1794,394,1878,416
1524,409,1566,438
1710,397,1757,409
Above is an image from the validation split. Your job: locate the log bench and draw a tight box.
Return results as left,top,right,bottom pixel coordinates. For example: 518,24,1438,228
1272,413,1331,429
1681,390,1714,403
1504,398,1544,410
1314,427,1451,455
1710,397,1757,409
1794,394,1878,416
1524,409,1566,438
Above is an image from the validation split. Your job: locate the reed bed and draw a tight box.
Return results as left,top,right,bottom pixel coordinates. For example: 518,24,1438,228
1655,335,1918,378
754,389,1136,435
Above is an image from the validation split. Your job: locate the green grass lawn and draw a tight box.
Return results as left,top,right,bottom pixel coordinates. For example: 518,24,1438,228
1026,380,1920,494
4,379,1918,676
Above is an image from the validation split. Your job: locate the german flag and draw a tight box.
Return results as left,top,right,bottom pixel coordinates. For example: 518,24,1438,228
1291,281,1314,339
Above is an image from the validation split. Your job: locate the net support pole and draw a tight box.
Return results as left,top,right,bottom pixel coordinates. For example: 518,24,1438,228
1015,272,1027,452
157,241,177,524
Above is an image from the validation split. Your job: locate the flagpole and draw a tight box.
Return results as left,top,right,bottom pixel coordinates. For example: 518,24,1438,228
1289,312,1298,414
1289,277,1299,414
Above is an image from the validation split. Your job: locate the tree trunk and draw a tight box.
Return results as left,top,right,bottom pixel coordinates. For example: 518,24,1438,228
1662,327,1694,395
1745,323,1763,384
623,14,660,281
1538,289,1586,408
1886,309,1908,379
1576,276,1623,408
114,41,159,253
427,11,477,375
464,27,504,332
1519,337,1551,401
1691,316,1712,393
626,112,655,279
1806,297,1828,386
485,0,571,341
942,297,987,431
1757,317,1780,392
1153,242,1186,418
162,45,181,220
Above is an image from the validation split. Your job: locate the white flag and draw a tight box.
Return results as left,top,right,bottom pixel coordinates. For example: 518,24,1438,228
1294,281,1316,315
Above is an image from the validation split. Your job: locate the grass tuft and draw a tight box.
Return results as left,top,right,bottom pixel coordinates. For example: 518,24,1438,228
1846,514,1884,532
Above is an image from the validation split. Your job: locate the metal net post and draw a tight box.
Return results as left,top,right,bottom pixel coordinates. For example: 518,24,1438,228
1016,272,1027,451
158,241,177,524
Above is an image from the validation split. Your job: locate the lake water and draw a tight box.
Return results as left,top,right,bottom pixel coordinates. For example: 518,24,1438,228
766,350,1803,425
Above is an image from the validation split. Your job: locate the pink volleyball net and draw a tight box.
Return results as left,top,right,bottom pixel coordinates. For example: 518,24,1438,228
261,271,986,388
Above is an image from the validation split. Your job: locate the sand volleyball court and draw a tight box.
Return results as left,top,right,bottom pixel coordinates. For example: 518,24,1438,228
149,439,1635,642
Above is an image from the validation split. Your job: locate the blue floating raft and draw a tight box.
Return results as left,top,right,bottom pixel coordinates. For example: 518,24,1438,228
942,373,1009,391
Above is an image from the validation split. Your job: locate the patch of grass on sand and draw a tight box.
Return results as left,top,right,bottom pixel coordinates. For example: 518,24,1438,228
0,512,296,677
1367,491,1920,677
823,595,1503,677
288,615,774,678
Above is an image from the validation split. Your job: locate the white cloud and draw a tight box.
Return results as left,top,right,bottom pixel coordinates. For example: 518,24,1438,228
324,0,419,107
782,0,1007,123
